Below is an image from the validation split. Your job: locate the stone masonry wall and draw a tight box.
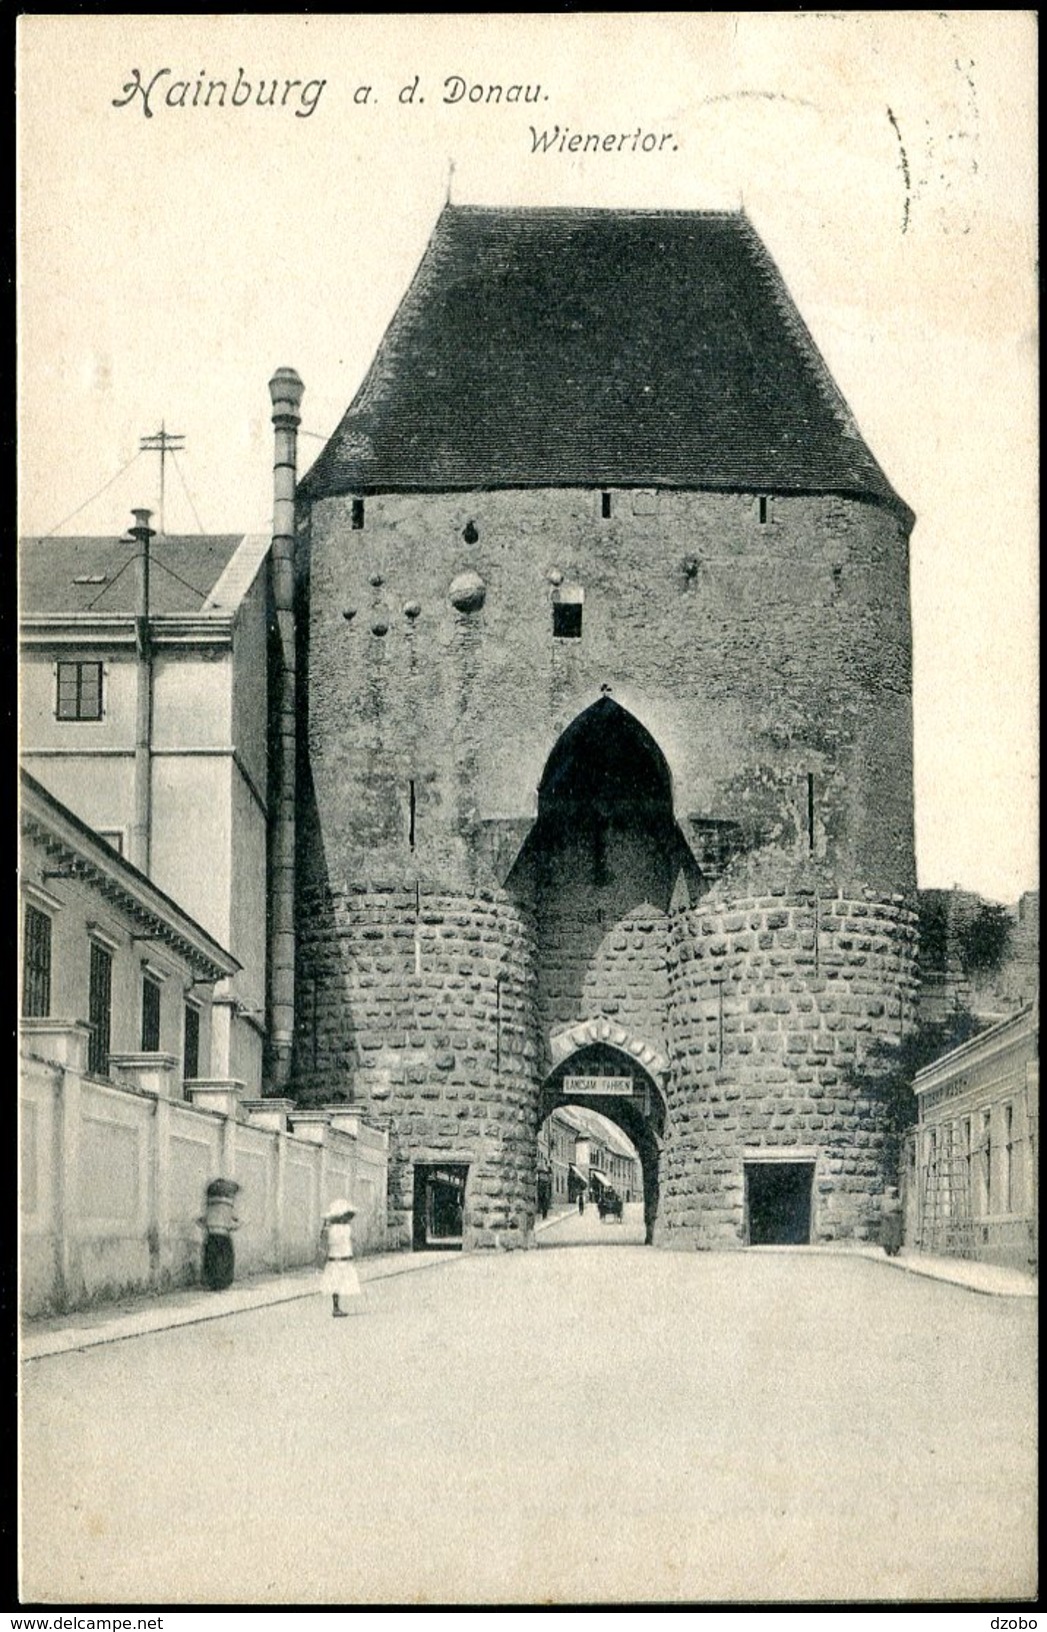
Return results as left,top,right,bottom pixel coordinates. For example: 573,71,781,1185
294,883,539,1249
303,488,914,897
530,824,672,1066
662,886,918,1247
297,482,916,1249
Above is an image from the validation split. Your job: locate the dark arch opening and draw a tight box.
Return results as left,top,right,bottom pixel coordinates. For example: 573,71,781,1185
537,695,674,820
509,697,702,908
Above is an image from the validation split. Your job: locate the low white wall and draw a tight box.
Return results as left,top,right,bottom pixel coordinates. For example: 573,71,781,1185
20,1051,389,1317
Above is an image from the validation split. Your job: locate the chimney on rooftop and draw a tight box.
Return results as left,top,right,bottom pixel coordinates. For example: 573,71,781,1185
267,369,304,1091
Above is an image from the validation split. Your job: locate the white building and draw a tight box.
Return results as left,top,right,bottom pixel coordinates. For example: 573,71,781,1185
908,1002,1038,1273
20,524,272,1090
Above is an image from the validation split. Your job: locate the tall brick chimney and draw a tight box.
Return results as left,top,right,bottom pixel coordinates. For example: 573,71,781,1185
267,368,303,1089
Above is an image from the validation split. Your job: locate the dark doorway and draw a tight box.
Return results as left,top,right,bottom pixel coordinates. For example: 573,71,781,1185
745,1162,814,1245
412,1164,468,1251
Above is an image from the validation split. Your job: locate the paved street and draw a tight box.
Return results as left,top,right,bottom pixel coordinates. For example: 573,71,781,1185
538,1199,647,1247
22,1239,1035,1605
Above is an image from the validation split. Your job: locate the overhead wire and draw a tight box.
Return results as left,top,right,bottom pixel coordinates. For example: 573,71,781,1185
35,450,144,540
149,555,210,603
84,553,136,611
169,450,206,535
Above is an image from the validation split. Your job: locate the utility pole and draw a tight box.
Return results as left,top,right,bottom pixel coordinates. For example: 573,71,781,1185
139,422,185,535
128,508,155,874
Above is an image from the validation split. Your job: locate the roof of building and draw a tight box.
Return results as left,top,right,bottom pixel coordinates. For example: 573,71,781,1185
302,204,910,521
18,533,259,617
913,1000,1039,1097
552,1103,640,1161
20,770,240,982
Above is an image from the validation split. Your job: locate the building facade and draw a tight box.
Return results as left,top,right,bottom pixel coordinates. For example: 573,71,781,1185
19,768,239,1097
19,526,272,1090
20,770,392,1314
280,204,918,1251
538,1105,642,1209
907,1004,1038,1273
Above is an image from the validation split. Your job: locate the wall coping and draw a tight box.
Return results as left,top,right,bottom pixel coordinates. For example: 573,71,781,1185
19,1017,91,1036
19,1017,93,1071
110,1052,179,1071
186,1080,246,1118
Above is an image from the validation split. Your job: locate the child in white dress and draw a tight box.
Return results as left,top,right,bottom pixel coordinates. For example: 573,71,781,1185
321,1198,362,1317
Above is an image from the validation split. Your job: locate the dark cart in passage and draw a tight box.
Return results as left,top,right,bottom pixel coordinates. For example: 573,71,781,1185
598,1188,624,1223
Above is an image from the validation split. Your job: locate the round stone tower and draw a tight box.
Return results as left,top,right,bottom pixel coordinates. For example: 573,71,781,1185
290,204,917,1251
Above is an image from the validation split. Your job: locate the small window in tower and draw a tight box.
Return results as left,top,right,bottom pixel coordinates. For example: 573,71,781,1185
757,495,772,526
553,602,582,639
552,583,583,639
351,497,365,530
601,491,612,519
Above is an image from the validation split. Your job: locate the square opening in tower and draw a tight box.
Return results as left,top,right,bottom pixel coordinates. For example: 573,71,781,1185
745,1160,815,1245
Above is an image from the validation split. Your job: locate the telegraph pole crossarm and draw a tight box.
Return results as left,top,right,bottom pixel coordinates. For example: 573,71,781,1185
139,422,185,535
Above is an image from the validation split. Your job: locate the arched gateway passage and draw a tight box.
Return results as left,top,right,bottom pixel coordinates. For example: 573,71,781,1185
504,698,689,1248
539,1041,666,1243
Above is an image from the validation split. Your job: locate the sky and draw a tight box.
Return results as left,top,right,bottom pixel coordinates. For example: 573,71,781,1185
17,13,1038,903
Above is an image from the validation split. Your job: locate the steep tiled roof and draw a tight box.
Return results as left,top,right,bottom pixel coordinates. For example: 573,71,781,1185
18,534,248,616
302,205,910,520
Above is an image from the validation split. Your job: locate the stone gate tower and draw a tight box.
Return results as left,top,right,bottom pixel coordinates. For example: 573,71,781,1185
287,205,917,1251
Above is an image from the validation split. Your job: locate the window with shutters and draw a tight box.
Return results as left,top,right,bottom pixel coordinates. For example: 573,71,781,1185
88,942,113,1076
22,905,52,1018
141,973,162,1052
56,660,104,721
1003,1104,1014,1212
184,1001,201,1084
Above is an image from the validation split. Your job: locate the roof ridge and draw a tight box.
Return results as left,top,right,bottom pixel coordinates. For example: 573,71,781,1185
304,203,458,491
736,216,862,443
201,532,269,612
442,202,746,219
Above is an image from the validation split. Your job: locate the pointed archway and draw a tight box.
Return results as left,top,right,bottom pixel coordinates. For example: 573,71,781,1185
508,699,702,1072
539,1040,666,1243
